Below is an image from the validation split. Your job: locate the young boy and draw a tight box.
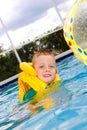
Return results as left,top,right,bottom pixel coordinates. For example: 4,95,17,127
32,49,58,84
18,49,61,109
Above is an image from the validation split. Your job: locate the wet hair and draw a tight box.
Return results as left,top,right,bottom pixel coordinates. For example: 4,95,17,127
32,48,55,66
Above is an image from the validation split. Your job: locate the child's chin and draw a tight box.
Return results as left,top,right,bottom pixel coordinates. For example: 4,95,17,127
42,78,53,84
44,80,52,84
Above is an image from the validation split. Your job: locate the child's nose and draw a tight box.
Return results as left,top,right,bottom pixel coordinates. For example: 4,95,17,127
45,67,50,72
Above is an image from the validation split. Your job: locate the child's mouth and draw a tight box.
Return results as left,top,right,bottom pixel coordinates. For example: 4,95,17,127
44,74,51,78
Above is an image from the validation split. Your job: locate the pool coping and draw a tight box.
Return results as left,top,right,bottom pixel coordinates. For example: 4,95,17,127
0,49,73,88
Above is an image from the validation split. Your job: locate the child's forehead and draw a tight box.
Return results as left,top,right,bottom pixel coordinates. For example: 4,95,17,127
36,54,55,60
35,53,54,58
35,55,56,64
32,52,55,66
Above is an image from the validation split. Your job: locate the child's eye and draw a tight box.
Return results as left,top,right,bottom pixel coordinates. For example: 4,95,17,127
39,66,44,68
49,66,55,68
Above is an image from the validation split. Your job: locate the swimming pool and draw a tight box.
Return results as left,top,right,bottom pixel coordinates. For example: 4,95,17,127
0,55,87,130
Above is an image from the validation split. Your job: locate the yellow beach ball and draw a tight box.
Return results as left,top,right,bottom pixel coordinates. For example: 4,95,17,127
63,0,87,65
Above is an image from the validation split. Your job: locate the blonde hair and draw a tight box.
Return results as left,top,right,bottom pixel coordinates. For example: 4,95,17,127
32,49,55,67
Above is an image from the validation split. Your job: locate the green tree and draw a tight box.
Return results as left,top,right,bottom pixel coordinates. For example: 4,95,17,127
0,45,3,53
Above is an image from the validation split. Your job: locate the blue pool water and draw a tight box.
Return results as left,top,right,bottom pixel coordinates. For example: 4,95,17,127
0,55,87,130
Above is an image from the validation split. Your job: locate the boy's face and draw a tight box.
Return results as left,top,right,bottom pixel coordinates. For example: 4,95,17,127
34,55,57,84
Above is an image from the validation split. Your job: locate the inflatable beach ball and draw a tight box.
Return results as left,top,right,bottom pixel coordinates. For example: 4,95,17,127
63,0,87,65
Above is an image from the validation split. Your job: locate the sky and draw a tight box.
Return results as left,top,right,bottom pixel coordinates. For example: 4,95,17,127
0,0,75,50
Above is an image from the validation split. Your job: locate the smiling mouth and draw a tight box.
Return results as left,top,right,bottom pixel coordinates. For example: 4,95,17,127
44,74,51,77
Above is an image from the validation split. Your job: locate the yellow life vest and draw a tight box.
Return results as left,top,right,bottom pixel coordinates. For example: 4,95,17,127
18,62,61,103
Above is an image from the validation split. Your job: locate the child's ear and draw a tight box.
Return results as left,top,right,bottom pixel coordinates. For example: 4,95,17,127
56,69,58,73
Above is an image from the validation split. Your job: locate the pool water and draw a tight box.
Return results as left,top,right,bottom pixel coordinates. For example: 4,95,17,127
0,55,87,130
